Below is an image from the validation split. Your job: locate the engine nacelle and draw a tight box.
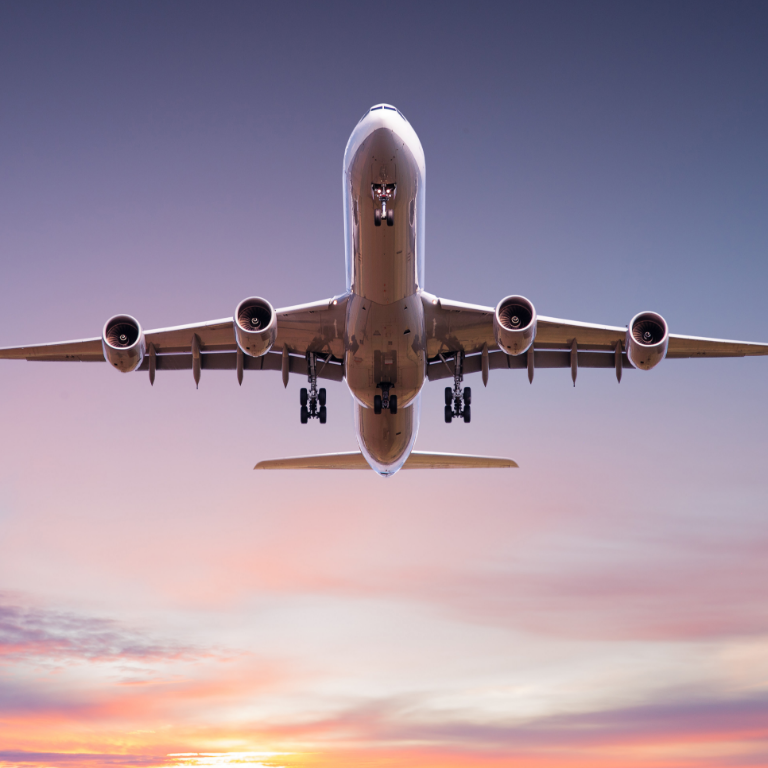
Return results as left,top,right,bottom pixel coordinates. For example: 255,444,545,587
102,314,145,372
627,311,669,370
494,295,537,356
234,296,277,357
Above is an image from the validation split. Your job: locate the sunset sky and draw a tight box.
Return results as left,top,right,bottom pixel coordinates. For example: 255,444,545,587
1,2,768,766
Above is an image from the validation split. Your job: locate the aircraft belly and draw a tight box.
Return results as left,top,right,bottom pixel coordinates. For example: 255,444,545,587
345,127,422,303
355,396,421,476
345,294,426,409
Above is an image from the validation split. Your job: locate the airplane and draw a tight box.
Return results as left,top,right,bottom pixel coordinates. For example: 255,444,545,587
2,103,768,477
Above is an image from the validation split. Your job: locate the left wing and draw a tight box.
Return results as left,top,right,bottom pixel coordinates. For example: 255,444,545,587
0,296,349,383
421,292,768,381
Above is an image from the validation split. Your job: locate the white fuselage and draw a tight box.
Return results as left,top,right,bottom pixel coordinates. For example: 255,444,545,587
342,105,427,476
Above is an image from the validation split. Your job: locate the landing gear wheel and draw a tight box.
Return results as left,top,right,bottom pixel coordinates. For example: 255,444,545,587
463,386,472,405
463,405,471,423
389,395,397,415
318,388,326,406
300,388,308,407
319,406,327,424
374,395,382,415
445,387,453,406
300,406,308,424
374,209,382,227
386,209,394,226
445,405,453,423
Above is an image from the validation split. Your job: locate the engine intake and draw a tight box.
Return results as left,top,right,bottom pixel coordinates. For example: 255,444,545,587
234,296,277,357
494,295,537,356
627,311,669,370
102,314,145,372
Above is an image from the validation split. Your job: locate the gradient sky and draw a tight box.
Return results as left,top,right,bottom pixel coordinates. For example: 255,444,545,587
1,2,768,766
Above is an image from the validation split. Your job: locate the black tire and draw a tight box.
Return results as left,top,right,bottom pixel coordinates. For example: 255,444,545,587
463,386,472,405
300,388,308,407
389,395,397,415
445,387,453,406
463,405,471,423
300,406,308,424
318,388,326,406
374,209,382,227
445,405,453,423
374,395,382,415
319,405,327,424
386,208,394,226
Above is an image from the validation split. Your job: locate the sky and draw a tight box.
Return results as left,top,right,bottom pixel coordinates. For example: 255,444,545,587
1,1,768,766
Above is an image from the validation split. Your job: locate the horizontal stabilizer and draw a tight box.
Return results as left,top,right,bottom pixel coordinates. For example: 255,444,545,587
254,451,518,470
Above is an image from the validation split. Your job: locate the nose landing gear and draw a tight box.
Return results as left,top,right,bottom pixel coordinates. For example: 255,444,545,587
299,352,327,424
372,183,396,227
443,352,471,423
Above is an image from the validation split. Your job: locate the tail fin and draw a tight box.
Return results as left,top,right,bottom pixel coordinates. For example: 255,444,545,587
254,451,517,470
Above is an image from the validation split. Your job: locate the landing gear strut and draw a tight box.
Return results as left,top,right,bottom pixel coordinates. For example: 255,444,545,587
373,382,397,415
372,183,396,227
443,352,471,423
300,352,327,424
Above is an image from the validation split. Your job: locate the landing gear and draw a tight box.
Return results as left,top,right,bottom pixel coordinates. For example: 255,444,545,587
443,352,471,423
372,182,396,227
299,353,328,424
373,383,397,415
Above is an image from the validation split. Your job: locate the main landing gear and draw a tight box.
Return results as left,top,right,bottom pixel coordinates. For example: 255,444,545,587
444,352,471,423
300,352,327,424
372,183,396,227
373,383,397,415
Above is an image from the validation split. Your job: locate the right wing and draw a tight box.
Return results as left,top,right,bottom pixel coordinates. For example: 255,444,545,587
0,295,349,382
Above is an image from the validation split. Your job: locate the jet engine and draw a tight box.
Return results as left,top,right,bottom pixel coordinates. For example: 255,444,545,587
234,296,277,357
102,314,145,372
494,295,537,355
627,311,669,370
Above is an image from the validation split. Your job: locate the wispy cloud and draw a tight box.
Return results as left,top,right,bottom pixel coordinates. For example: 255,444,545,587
0,753,166,767
0,594,204,665
0,753,287,768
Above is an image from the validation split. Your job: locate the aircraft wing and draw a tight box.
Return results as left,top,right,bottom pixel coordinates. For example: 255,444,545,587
422,293,768,381
0,296,349,383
